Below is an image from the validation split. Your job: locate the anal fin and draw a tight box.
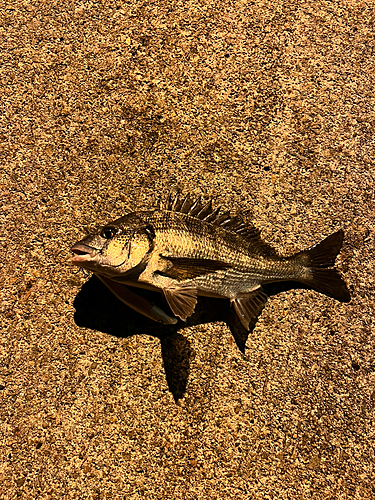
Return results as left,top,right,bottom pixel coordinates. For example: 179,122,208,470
231,288,268,330
163,285,198,321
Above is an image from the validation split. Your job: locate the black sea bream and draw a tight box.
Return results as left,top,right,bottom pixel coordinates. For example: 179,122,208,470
71,193,350,329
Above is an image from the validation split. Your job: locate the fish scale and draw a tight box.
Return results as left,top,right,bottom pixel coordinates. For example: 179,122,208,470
151,212,263,267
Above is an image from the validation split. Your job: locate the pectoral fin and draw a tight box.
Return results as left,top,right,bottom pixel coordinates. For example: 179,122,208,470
96,274,177,325
231,288,268,330
163,285,198,321
160,256,230,280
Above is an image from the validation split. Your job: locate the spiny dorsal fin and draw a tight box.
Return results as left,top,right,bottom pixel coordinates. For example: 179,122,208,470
162,192,274,253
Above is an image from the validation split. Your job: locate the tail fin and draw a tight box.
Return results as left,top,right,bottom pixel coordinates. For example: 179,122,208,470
295,230,351,302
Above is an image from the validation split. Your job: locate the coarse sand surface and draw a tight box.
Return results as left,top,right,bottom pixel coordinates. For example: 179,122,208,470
1,1,374,499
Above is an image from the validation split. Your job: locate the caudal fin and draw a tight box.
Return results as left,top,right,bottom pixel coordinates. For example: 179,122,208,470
295,230,351,302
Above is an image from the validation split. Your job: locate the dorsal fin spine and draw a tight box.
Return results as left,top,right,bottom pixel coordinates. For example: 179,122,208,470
171,192,181,211
180,196,194,214
164,193,172,210
188,198,203,216
203,206,221,223
213,211,231,225
196,200,213,220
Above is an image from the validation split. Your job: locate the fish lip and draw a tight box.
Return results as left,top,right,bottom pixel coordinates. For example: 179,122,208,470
71,243,100,264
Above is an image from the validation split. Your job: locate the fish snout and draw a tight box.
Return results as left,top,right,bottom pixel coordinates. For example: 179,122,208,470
71,243,100,264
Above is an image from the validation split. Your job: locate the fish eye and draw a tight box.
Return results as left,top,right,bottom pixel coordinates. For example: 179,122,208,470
100,226,118,239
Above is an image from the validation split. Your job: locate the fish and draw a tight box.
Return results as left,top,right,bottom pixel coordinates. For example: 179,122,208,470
71,193,350,329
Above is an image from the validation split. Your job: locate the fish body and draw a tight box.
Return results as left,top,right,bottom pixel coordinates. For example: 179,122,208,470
71,194,350,329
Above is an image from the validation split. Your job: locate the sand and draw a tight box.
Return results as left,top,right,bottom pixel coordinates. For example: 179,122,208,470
1,0,374,498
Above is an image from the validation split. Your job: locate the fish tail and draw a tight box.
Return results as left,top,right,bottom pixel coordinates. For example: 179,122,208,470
294,230,351,302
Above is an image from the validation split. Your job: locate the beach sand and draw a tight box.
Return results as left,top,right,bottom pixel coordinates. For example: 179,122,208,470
1,1,374,498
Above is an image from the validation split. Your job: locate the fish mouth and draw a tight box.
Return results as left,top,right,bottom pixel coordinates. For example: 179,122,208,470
71,243,100,264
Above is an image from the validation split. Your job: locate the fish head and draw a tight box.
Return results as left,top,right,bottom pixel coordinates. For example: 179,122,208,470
71,213,155,278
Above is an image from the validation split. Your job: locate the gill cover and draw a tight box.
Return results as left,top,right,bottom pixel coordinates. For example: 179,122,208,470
101,223,155,271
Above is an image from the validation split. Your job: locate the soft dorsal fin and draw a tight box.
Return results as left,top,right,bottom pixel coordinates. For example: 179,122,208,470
162,192,275,253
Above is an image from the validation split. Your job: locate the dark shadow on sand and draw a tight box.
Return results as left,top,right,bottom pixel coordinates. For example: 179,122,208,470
73,275,309,401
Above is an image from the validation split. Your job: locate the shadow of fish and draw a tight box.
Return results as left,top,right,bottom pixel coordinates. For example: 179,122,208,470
71,193,350,330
